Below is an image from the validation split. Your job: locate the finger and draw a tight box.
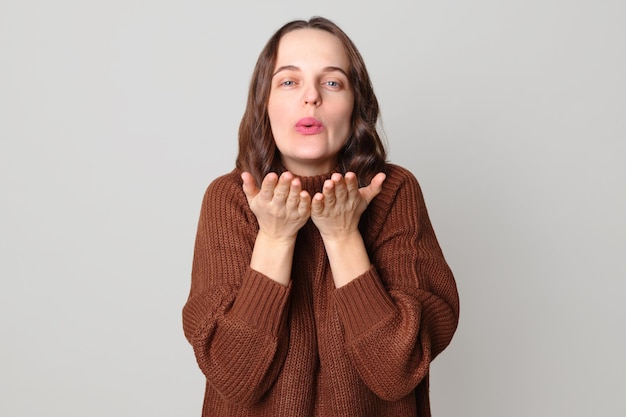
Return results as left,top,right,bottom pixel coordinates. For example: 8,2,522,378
241,172,260,202
311,192,325,215
259,172,279,201
332,173,348,201
360,172,386,204
322,178,336,206
285,177,302,209
344,172,359,197
298,191,312,217
272,171,294,202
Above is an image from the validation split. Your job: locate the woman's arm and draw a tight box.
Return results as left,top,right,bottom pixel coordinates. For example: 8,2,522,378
321,167,460,401
182,172,300,406
310,171,386,288
242,171,311,286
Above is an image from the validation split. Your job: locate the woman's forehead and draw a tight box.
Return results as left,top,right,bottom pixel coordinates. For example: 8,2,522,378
275,28,349,71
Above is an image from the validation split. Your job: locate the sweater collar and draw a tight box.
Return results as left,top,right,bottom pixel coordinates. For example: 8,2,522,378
297,169,338,196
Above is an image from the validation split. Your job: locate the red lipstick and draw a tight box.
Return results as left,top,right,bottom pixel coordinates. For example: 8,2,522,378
295,117,324,135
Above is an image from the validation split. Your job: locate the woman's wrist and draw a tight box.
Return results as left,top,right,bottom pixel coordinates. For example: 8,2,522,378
250,230,297,287
321,230,372,288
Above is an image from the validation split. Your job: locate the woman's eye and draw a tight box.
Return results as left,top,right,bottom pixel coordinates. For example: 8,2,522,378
325,81,341,88
281,80,296,86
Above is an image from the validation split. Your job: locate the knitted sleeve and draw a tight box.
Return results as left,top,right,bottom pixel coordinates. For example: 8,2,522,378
182,172,291,406
333,165,460,401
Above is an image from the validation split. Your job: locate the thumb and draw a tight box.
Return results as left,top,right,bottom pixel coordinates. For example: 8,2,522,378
360,172,386,204
241,172,260,203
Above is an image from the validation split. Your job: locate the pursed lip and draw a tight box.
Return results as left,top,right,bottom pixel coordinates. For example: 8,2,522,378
295,117,324,135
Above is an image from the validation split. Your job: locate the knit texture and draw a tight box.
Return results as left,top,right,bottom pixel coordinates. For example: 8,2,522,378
182,164,460,416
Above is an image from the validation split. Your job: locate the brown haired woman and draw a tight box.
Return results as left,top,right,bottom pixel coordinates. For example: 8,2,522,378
183,16,459,417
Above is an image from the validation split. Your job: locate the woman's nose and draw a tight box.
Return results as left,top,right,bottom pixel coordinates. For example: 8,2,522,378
302,86,321,106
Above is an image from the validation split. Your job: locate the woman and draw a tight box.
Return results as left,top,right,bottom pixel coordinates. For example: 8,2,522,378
183,16,459,417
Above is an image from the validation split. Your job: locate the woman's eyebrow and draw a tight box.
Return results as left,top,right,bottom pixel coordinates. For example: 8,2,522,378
272,65,348,78
322,66,349,77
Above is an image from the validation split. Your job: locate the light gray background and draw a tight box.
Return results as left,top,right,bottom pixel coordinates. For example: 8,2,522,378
1,0,624,416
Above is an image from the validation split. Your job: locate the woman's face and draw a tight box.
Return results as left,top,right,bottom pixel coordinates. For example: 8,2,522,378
267,28,354,176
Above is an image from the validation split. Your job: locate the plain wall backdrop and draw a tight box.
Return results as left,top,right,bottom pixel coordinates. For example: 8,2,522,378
1,0,625,416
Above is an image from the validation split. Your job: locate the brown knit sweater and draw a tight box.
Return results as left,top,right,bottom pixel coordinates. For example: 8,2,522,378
182,163,459,417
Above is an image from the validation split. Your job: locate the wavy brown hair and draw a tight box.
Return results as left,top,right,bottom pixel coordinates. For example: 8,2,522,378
236,17,386,186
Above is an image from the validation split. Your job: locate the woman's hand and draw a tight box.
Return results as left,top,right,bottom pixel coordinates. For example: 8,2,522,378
242,171,312,241
310,171,386,287
310,172,386,240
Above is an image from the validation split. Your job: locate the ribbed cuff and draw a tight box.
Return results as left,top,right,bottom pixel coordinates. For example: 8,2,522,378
230,268,291,337
334,267,396,341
